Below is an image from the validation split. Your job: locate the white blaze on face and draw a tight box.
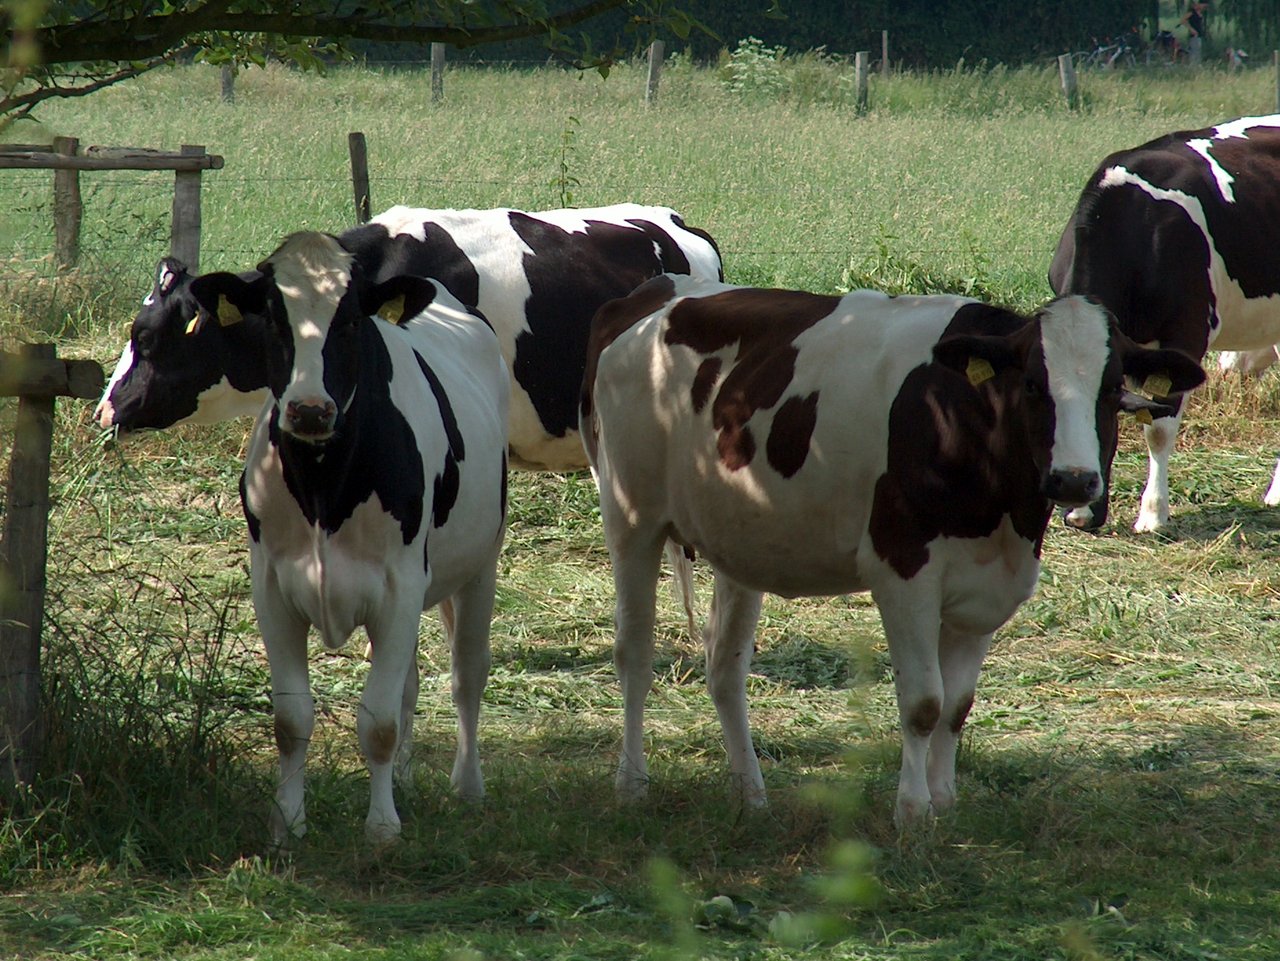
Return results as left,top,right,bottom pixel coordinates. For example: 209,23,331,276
1039,296,1110,476
95,341,137,427
266,233,353,413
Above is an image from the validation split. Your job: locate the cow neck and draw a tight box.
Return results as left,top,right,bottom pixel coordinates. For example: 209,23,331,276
216,311,272,393
981,373,1054,549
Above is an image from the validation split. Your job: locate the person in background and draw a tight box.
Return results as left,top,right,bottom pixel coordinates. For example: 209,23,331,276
1180,1,1209,64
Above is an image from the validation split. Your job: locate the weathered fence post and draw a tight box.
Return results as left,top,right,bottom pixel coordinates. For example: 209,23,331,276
881,31,890,77
220,64,235,103
349,132,371,224
1,345,55,788
171,145,206,271
854,50,869,114
646,40,665,106
1058,53,1079,110
0,345,105,789
52,137,80,270
431,43,446,103
1274,51,1280,112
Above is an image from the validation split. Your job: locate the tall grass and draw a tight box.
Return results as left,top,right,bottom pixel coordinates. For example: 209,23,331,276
3,57,1280,959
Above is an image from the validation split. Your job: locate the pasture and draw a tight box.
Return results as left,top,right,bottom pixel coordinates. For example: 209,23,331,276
2,57,1280,959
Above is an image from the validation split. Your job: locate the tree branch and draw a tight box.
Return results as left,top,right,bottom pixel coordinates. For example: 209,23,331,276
29,1,634,66
2,56,176,121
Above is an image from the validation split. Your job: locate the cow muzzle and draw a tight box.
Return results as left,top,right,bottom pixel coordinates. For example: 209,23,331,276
283,399,338,442
1042,467,1103,507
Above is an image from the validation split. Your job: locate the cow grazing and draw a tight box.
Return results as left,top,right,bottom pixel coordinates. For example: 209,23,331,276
1049,114,1280,531
96,203,722,472
581,275,1204,825
189,232,510,845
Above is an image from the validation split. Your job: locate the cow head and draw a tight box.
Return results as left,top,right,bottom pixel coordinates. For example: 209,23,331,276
95,258,263,431
933,295,1205,507
189,232,439,444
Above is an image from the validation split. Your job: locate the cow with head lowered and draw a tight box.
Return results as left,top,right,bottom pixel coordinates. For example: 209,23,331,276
1049,114,1280,531
189,231,509,846
96,203,722,472
581,275,1203,825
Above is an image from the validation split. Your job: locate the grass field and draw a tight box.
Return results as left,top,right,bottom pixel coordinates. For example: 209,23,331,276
3,58,1280,959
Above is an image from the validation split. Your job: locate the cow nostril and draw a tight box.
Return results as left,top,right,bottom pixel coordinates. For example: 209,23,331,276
1045,468,1102,506
285,400,337,438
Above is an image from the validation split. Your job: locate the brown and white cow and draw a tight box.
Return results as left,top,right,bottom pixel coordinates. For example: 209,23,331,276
1050,114,1280,530
581,275,1203,825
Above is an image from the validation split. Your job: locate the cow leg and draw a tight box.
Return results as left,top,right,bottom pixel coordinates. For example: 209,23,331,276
1264,458,1280,507
1135,398,1187,532
257,584,313,848
704,573,767,807
608,527,665,803
395,640,422,786
361,594,422,845
926,624,992,813
873,576,943,828
446,567,496,803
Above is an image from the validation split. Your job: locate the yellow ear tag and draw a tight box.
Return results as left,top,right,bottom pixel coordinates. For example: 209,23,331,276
966,356,995,387
1142,373,1172,398
1134,409,1154,425
377,295,406,325
216,295,245,327
184,314,200,335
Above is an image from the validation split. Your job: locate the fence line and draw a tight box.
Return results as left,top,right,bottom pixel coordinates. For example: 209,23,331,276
0,142,224,272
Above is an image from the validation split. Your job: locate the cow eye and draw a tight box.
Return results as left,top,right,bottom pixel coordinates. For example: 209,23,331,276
1023,376,1042,397
135,328,157,355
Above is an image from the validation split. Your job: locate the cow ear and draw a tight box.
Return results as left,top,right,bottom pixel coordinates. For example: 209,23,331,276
933,333,1021,386
1119,391,1180,422
155,257,189,297
1121,345,1206,398
187,272,266,335
365,276,439,325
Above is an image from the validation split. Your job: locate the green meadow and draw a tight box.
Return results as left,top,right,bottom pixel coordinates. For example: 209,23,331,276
2,57,1279,959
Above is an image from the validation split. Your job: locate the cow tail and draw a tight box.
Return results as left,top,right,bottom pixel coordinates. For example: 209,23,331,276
664,539,700,642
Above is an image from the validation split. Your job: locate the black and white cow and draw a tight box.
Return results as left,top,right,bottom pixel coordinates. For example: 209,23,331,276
96,203,723,472
189,232,510,845
581,275,1203,825
1049,114,1280,531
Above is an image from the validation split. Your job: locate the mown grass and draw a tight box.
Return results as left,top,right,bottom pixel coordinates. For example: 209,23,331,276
3,57,1280,959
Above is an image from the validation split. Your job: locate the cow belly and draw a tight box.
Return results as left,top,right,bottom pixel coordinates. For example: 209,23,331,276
670,492,871,598
507,421,588,471
1208,282,1280,351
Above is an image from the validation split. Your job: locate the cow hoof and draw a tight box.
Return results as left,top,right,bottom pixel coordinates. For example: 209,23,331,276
1133,510,1168,533
365,817,402,847
615,771,651,804
893,795,935,832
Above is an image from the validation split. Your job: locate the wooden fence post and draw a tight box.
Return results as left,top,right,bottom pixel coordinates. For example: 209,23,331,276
854,51,869,114
881,31,890,77
431,43,446,103
220,64,235,103
349,132,371,224
1,345,55,788
1274,51,1280,112
52,137,80,270
1058,53,1079,110
0,346,104,789
171,145,205,271
646,40,665,106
